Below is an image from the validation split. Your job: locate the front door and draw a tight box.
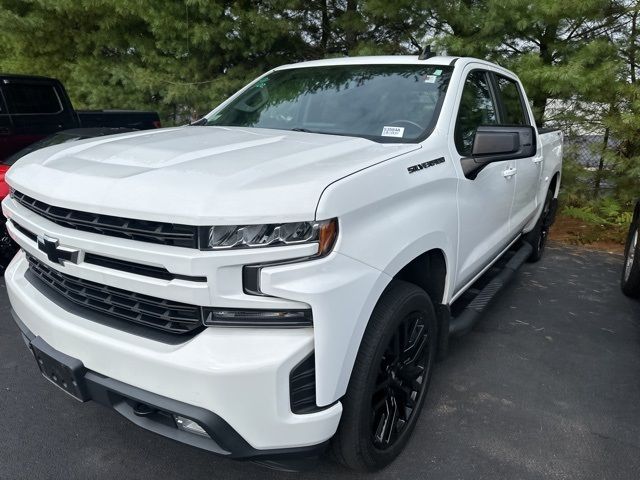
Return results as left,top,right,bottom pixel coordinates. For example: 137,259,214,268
450,68,517,291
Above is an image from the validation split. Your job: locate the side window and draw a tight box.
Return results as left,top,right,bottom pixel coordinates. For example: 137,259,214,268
455,71,498,156
3,83,62,114
495,76,528,125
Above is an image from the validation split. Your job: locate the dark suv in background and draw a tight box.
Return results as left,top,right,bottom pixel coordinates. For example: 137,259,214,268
0,73,162,269
0,75,78,160
0,74,160,161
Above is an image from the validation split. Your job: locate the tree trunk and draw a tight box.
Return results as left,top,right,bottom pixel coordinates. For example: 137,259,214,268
594,126,610,198
630,7,638,84
321,0,330,55
531,93,547,128
532,23,558,127
345,0,358,53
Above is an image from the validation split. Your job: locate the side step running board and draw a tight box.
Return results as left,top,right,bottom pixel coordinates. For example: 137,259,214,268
448,242,533,337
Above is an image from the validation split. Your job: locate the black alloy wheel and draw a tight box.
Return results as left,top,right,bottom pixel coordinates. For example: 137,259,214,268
526,188,555,263
371,312,429,449
332,280,437,471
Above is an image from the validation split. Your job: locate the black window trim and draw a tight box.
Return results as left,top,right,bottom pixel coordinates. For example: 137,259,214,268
489,72,532,127
2,79,65,116
453,68,501,157
0,86,10,118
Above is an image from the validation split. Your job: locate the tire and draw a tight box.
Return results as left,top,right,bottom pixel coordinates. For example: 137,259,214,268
525,188,554,263
332,280,438,471
0,223,17,271
621,212,640,298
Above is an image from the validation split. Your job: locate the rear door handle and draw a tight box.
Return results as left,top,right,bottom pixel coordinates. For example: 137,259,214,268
503,167,517,178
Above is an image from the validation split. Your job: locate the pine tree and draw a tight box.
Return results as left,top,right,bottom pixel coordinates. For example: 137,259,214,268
425,0,626,125
0,1,304,123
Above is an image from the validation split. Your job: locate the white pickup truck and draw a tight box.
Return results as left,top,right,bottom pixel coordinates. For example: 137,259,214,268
3,55,562,471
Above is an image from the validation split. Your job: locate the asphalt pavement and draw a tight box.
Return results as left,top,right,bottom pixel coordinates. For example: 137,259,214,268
1,244,639,480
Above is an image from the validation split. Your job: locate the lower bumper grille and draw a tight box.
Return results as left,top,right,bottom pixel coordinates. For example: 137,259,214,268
26,255,203,334
290,354,319,414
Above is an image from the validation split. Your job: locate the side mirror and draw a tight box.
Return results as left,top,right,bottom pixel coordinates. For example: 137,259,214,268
461,125,536,179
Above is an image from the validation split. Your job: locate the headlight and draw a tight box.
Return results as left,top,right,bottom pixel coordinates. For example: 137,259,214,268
199,218,338,256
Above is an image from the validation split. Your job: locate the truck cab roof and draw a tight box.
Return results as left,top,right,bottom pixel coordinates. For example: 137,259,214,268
274,55,519,79
0,73,62,83
275,55,460,70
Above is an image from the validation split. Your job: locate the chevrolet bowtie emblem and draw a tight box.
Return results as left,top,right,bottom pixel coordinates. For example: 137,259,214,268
37,235,80,265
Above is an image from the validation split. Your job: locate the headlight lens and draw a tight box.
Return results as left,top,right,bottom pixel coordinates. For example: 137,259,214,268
200,218,338,255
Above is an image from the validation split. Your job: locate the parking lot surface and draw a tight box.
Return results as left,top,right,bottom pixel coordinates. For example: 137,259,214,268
1,244,639,480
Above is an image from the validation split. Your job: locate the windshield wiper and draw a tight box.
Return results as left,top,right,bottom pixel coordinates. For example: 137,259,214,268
290,127,314,133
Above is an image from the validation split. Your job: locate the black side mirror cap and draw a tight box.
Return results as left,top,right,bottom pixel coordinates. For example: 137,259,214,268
461,125,536,179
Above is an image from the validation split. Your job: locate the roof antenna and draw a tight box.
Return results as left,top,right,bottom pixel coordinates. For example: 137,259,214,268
418,45,436,60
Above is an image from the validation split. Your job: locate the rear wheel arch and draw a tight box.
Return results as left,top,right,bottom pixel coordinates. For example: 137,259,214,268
549,172,560,197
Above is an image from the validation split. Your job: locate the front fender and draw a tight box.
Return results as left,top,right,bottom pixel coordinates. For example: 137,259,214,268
260,252,390,406
264,146,459,405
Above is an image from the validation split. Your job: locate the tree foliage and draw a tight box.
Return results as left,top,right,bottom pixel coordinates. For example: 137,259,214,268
0,0,638,242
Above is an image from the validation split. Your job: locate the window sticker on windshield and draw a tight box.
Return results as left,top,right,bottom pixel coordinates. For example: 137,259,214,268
424,75,437,83
433,69,443,76
382,126,405,138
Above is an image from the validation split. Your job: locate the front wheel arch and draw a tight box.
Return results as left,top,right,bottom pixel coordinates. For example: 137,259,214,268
332,280,438,471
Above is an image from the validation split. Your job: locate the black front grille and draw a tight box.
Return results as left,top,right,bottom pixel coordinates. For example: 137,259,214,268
290,354,319,414
27,255,203,334
10,220,206,283
83,253,207,283
13,190,199,248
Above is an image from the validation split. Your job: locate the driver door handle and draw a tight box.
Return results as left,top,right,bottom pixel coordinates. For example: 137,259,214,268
533,156,543,164
503,167,517,178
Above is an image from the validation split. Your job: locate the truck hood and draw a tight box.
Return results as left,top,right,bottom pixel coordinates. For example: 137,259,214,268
7,126,419,225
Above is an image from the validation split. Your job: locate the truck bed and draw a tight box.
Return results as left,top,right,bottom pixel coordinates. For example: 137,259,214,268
539,129,563,188
77,110,161,130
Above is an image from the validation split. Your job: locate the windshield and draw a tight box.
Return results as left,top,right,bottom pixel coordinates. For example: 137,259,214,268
204,64,453,142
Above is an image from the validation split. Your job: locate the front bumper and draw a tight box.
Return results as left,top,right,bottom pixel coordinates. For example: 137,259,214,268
5,253,342,453
3,193,389,407
12,313,328,470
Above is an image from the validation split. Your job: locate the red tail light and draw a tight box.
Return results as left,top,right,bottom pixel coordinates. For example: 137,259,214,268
153,120,162,129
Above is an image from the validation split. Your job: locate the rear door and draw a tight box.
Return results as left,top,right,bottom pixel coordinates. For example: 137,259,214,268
451,68,517,290
492,74,541,232
1,77,77,158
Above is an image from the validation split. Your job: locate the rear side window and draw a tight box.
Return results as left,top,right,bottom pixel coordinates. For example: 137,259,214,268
4,83,62,114
495,76,528,125
455,71,498,156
